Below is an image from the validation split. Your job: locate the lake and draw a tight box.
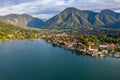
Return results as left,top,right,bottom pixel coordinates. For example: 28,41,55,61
0,39,120,80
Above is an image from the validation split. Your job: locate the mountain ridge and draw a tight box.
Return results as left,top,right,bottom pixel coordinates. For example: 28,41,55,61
46,7,120,29
0,7,120,29
0,13,45,28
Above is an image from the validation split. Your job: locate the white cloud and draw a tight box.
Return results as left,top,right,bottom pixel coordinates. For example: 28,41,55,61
115,0,120,2
0,0,119,19
33,13,57,19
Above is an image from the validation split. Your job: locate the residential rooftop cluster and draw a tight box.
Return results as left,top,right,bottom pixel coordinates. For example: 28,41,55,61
42,32,120,58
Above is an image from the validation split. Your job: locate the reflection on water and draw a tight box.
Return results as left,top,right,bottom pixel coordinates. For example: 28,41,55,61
0,39,120,80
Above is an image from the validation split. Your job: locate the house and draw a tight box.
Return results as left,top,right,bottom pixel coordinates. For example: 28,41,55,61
80,48,87,52
87,51,94,55
8,34,14,38
102,50,108,54
89,45,98,52
108,43,115,52
65,42,74,50
56,33,68,37
116,44,120,48
98,44,108,54
114,52,120,58
99,44,108,48
87,44,98,56
98,52,105,57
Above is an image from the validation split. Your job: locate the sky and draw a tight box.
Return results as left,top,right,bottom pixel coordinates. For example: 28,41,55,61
0,0,120,19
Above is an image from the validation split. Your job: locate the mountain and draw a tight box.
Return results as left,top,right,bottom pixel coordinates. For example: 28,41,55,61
27,18,45,28
96,9,120,26
46,7,120,29
0,14,45,28
0,7,120,29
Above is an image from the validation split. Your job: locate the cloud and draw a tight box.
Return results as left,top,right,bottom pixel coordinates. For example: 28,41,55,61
0,0,119,19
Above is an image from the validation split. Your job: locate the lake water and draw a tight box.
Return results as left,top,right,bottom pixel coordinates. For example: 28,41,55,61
0,39,120,80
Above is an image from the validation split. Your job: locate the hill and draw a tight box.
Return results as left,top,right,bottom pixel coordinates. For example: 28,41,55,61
0,21,40,41
0,14,45,28
46,7,120,29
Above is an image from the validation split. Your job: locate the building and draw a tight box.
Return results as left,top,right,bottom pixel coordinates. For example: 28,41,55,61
114,52,120,58
108,43,115,51
89,45,98,52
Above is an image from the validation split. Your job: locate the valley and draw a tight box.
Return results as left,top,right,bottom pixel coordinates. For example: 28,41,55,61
0,7,120,58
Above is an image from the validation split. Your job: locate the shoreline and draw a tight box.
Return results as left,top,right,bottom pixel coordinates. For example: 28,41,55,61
0,38,120,58
45,40,120,58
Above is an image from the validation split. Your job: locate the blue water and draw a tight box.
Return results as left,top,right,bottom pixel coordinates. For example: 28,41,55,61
0,39,120,80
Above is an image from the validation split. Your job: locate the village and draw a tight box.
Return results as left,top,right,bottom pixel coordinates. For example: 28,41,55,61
1,28,120,58
42,32,120,58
